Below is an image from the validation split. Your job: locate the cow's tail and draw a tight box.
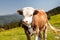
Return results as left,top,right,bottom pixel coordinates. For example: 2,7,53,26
46,21,57,34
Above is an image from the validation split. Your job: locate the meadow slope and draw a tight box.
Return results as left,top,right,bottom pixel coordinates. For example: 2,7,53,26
0,14,60,40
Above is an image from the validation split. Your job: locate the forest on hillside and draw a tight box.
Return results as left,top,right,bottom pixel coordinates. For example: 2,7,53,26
46,6,60,19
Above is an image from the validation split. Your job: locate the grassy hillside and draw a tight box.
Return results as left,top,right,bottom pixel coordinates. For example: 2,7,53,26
49,14,60,29
0,6,60,40
0,14,60,40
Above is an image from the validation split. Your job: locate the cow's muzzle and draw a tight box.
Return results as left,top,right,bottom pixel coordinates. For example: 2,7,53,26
22,21,29,26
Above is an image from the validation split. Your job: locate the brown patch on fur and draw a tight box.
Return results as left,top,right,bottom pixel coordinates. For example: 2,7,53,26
32,10,47,30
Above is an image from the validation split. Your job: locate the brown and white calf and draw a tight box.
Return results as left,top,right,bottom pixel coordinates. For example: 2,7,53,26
17,7,57,40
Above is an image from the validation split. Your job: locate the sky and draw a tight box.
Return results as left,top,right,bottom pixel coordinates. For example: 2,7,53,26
0,0,60,15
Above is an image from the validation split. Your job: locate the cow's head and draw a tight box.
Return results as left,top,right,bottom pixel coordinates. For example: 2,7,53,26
17,7,38,27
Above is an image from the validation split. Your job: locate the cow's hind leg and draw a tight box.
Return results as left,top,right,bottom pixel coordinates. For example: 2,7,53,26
38,32,42,40
43,26,47,40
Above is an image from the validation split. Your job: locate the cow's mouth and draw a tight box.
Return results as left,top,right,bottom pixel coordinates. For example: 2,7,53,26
22,22,29,26
22,22,32,27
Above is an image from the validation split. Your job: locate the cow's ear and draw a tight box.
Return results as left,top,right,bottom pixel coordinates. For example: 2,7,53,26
33,10,39,15
17,10,23,15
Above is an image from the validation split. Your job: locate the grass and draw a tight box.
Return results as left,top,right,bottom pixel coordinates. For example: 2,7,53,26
0,14,60,40
0,27,27,40
49,14,60,28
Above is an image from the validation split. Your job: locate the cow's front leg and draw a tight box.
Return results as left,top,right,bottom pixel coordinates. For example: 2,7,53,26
43,27,47,40
25,30,31,40
34,27,39,40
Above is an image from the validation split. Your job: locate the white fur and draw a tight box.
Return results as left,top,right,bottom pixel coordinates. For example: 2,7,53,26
23,16,32,25
34,35,38,40
22,7,35,26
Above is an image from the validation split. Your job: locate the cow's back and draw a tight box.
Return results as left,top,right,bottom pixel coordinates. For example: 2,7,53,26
32,10,47,30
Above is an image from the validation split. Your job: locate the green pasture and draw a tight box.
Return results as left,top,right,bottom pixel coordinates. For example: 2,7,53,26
0,14,60,40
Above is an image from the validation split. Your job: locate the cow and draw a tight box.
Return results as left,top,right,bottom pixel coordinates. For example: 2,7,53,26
17,7,57,40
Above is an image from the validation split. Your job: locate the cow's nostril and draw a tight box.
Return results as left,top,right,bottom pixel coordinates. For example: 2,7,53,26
26,21,28,22
22,21,28,23
22,21,28,26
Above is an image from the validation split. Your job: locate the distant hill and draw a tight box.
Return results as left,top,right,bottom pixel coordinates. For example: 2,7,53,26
46,6,60,19
0,13,23,25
